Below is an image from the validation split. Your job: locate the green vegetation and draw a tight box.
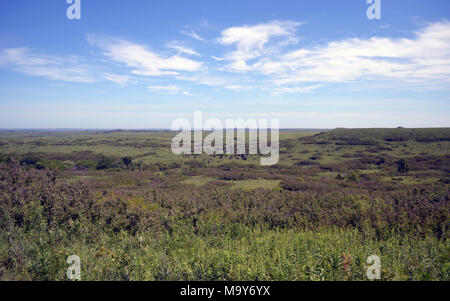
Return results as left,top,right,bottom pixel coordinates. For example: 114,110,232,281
122,156,133,170
0,128,449,280
396,158,410,174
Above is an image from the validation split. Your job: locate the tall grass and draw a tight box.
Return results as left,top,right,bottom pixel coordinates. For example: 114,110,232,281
0,160,448,280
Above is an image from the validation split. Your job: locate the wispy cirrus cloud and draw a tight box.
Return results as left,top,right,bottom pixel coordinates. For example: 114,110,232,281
0,48,97,83
104,73,135,85
181,29,204,41
148,85,192,95
218,20,302,72
167,41,200,56
273,21,450,84
1,20,449,96
176,72,233,87
268,85,323,96
218,20,450,88
211,56,224,61
87,34,203,76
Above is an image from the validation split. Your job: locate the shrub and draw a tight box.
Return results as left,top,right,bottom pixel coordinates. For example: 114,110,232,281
96,156,117,170
20,153,42,167
281,179,305,191
77,160,97,170
396,158,410,174
122,156,133,170
0,158,448,281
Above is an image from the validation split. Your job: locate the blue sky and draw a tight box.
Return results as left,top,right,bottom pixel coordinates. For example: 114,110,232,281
0,0,449,129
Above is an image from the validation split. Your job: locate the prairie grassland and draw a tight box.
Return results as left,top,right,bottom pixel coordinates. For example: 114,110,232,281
0,128,449,280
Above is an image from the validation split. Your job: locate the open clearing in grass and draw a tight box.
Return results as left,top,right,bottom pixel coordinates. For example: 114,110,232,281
182,176,280,190
182,176,216,186
230,179,281,190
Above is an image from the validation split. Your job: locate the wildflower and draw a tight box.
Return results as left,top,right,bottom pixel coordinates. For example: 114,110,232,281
341,253,352,274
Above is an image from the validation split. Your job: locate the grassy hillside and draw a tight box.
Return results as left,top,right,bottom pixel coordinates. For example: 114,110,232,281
0,128,449,280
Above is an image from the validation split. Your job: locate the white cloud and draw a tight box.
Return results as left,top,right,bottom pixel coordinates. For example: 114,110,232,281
148,85,191,95
176,73,233,87
269,85,322,96
3,21,449,96
225,21,450,87
225,85,246,90
88,35,203,76
181,29,204,41
167,42,200,56
218,20,302,72
104,73,134,85
0,48,97,83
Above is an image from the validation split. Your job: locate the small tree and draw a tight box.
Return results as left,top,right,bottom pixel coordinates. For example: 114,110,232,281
396,158,409,174
122,156,133,170
96,156,115,170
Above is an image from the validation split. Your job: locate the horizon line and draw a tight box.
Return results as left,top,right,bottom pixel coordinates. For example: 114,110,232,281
1,127,449,132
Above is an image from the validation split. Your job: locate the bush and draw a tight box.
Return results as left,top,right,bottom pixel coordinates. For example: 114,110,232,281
77,160,97,170
396,158,410,174
0,160,448,281
96,156,117,170
20,153,42,167
281,179,305,191
122,156,133,170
